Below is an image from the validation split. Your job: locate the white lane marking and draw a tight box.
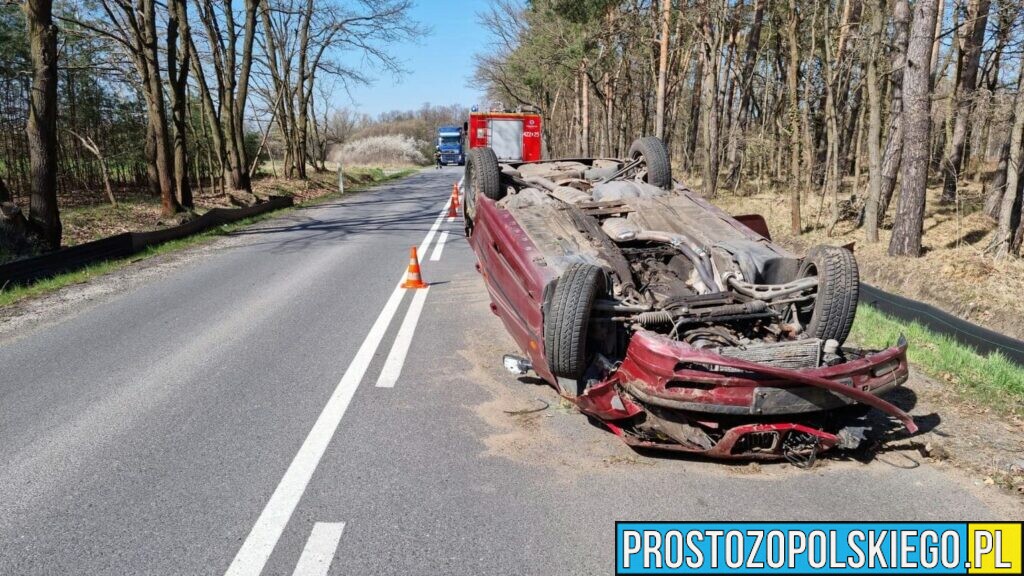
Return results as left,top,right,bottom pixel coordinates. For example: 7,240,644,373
429,231,449,262
419,199,450,255
375,287,431,388
292,523,345,576
225,200,451,576
224,282,404,576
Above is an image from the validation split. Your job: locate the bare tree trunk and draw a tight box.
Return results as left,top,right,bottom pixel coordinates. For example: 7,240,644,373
581,60,591,157
138,0,180,216
929,0,944,85
686,52,703,170
23,0,61,249
167,0,192,209
831,0,861,180
288,0,315,179
786,0,802,234
144,121,160,198
67,130,116,207
864,0,883,242
939,0,990,204
193,0,259,193
700,7,722,197
1014,203,1024,255
984,139,1011,219
186,30,225,194
992,65,1024,256
250,91,283,177
0,173,32,251
889,0,938,257
227,0,259,188
0,175,11,204
725,0,765,187
799,3,816,193
874,0,912,224
654,0,670,139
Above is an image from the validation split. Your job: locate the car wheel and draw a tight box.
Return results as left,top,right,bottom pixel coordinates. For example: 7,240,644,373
628,136,672,189
466,147,503,206
545,263,604,395
797,245,859,345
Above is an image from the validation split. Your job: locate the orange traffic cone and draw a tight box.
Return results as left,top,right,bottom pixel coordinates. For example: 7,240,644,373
447,183,460,218
400,246,428,289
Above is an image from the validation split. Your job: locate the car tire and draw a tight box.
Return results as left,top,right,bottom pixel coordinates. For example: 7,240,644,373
797,245,859,345
545,263,604,394
628,136,672,189
466,147,503,204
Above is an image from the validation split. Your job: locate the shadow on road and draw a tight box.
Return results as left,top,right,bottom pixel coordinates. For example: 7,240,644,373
221,181,452,255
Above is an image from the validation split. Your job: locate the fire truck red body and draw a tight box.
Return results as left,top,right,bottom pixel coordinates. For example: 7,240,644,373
466,111,543,162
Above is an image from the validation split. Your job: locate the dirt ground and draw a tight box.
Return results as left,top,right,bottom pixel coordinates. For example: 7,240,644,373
55,168,407,248
886,368,1024,495
458,315,1024,499
699,178,1024,495
711,180,1024,341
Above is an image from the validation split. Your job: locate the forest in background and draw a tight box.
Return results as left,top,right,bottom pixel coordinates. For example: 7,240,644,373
322,103,469,166
474,0,1024,259
0,0,422,254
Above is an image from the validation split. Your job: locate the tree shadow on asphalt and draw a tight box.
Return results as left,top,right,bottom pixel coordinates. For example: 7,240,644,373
220,193,449,255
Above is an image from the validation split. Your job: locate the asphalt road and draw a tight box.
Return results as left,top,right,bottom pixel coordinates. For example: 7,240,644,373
0,167,1017,575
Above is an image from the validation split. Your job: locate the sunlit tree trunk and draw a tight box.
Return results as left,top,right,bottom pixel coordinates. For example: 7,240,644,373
889,0,938,257
654,0,670,139
23,0,61,248
939,0,990,204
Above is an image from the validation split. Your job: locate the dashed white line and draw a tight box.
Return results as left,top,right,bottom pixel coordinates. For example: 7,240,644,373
375,287,431,388
419,199,450,255
291,522,346,576
224,200,451,576
224,281,404,576
430,231,449,261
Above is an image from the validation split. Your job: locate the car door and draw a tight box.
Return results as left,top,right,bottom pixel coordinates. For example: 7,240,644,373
469,196,553,372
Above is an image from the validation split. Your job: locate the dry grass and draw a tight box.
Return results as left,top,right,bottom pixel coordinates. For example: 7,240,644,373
61,198,168,246
56,167,415,248
1,167,415,307
708,178,1024,340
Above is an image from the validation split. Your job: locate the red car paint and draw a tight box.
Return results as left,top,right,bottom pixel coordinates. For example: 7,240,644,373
467,188,913,460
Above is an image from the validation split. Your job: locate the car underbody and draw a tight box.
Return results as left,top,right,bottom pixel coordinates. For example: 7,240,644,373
463,139,915,461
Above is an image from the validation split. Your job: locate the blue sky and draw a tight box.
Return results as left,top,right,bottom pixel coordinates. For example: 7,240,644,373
339,0,497,117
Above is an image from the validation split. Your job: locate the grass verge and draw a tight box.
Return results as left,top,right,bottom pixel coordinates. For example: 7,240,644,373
850,305,1024,416
0,168,417,309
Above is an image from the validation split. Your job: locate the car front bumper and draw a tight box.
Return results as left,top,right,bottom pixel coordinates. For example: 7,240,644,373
573,330,914,459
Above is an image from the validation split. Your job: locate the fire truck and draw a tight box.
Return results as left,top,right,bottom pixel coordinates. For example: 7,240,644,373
464,106,543,162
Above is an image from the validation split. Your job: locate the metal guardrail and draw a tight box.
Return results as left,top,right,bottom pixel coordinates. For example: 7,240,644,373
860,282,1024,366
0,196,293,287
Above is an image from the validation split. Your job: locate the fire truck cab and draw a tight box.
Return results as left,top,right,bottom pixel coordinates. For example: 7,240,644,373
465,106,543,162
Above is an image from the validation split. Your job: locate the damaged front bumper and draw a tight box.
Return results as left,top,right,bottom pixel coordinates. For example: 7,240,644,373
574,331,914,460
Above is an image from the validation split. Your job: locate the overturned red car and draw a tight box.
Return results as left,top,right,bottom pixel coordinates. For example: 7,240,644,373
462,137,915,461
